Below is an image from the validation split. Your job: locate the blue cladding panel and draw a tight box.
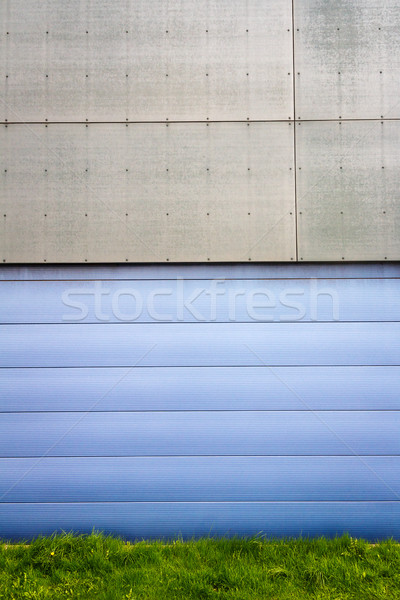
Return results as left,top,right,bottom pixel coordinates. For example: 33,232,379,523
1,366,399,411
0,278,399,323
1,322,399,367
0,412,398,457
0,263,399,540
0,503,399,542
0,457,399,502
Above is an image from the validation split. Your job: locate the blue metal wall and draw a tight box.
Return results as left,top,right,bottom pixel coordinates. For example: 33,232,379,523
0,263,399,540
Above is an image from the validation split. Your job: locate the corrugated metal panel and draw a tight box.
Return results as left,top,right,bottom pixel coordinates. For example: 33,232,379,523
0,263,399,540
0,122,296,263
0,411,398,457
1,503,399,541
0,0,293,122
1,366,399,412
1,457,399,502
294,0,400,119
296,120,400,261
1,278,400,323
1,322,399,367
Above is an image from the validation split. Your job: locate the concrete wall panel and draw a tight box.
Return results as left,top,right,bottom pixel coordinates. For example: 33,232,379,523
296,120,400,261
0,122,296,263
1,0,293,122
294,0,400,119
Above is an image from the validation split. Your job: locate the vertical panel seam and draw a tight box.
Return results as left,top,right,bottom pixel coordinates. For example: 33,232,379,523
291,0,299,261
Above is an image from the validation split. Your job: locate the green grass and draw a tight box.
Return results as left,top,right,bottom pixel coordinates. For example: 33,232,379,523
0,533,399,599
